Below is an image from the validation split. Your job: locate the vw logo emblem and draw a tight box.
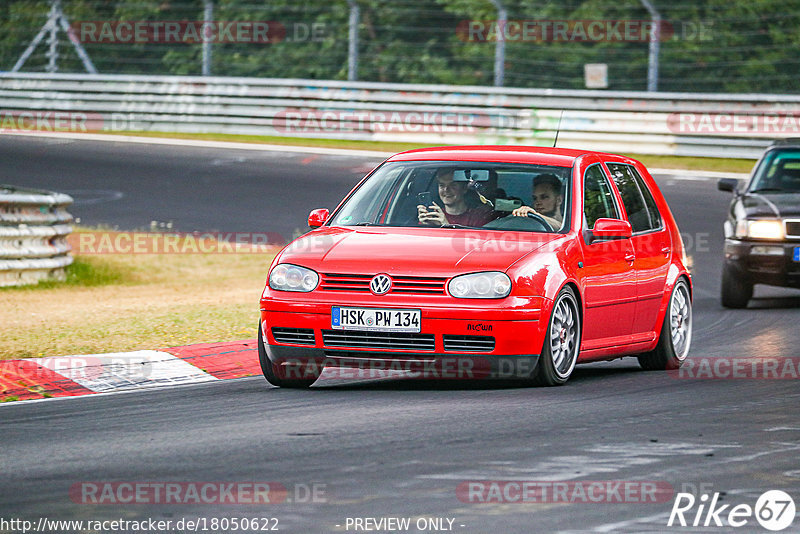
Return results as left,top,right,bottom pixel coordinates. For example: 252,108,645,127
370,274,392,295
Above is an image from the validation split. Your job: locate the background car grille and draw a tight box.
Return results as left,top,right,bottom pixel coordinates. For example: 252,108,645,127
322,330,435,351
271,327,315,345
442,335,496,352
785,220,800,238
320,273,446,294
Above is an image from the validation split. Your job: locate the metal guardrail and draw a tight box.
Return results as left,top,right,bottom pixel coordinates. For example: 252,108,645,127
2,73,799,158
0,185,73,287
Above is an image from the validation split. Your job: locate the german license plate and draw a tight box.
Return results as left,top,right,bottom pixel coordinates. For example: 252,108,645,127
794,246,800,262
331,307,421,332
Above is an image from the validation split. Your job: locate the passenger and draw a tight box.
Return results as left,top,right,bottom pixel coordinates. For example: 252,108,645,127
418,169,495,227
512,173,564,229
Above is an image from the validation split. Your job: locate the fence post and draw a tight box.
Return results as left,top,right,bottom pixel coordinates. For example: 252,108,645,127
640,0,661,92
347,0,360,81
490,0,506,87
202,0,213,76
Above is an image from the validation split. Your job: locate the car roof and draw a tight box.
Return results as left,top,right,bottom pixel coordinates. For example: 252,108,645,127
387,145,616,167
768,138,800,149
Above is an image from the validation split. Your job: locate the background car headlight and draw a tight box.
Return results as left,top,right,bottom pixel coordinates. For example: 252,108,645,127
269,264,319,292
448,272,511,299
736,219,784,240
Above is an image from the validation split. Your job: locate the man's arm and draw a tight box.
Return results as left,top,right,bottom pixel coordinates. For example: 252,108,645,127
511,205,560,229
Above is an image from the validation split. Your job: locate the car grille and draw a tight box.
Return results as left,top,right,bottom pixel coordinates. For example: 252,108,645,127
442,335,496,352
785,220,800,238
321,330,436,351
271,327,315,345
320,273,446,295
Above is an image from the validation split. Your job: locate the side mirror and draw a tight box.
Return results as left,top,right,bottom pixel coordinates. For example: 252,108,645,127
308,208,329,228
718,178,739,193
590,218,632,242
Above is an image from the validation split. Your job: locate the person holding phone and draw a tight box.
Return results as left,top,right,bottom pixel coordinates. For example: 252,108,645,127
417,169,495,227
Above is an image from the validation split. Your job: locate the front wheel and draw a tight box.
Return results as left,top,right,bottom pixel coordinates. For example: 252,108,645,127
638,278,692,371
532,286,581,386
258,322,319,388
721,263,752,308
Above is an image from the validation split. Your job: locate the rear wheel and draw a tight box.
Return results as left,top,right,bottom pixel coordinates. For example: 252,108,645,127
532,286,581,386
721,263,752,308
638,278,692,370
258,323,319,388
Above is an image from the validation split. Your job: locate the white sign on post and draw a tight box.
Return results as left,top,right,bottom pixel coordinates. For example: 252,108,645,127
584,63,608,89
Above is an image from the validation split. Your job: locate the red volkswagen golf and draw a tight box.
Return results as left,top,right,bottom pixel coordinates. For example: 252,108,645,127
258,146,692,387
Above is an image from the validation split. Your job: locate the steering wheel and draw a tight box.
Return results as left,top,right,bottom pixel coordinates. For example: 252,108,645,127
526,211,553,231
483,212,553,232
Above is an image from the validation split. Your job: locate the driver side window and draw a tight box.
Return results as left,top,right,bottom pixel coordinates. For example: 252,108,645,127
583,165,619,229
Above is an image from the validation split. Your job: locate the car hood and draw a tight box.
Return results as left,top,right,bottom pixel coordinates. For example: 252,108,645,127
277,227,561,276
738,193,800,219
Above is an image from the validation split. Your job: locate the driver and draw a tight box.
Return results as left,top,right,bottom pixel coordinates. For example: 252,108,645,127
512,173,564,229
418,169,496,227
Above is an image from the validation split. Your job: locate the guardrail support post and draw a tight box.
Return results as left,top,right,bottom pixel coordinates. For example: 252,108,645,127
347,0,360,81
490,0,506,87
640,0,661,92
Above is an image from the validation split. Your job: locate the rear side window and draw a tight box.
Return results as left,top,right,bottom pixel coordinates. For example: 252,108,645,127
583,164,619,229
606,163,662,233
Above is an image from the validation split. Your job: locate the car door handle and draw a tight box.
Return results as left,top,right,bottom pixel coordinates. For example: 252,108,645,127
624,253,635,263
661,246,671,256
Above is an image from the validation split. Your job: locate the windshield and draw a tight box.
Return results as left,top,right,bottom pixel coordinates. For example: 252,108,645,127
749,149,800,193
328,161,572,233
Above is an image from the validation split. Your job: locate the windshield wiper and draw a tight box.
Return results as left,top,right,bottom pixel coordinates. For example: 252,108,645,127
750,188,784,193
440,223,472,229
353,221,375,226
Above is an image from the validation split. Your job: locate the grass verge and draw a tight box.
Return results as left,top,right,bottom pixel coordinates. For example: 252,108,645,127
104,130,757,174
0,241,274,360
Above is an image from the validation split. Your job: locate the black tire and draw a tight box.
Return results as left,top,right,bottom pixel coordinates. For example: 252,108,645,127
258,323,319,388
720,263,752,309
531,286,581,386
638,278,692,371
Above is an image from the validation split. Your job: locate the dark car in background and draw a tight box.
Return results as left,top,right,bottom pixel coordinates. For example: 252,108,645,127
718,139,800,307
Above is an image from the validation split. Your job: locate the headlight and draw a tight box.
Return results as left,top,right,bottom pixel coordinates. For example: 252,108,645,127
448,272,511,299
269,264,319,292
736,219,784,240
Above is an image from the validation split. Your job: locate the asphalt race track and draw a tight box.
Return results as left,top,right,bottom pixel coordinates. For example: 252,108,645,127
2,134,799,533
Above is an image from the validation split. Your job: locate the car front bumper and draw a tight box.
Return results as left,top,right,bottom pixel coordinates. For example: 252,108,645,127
724,239,800,288
259,295,547,380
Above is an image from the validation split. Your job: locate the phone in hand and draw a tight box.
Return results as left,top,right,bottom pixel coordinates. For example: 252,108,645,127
417,192,432,210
